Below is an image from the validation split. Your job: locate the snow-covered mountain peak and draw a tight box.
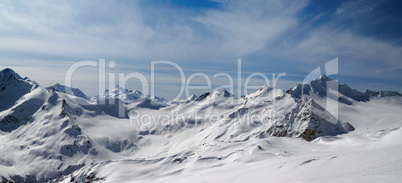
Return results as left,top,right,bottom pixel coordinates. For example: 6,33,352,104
53,83,64,88
246,85,284,101
289,75,333,93
206,89,236,103
97,86,170,107
0,68,39,112
212,88,234,97
194,92,210,101
290,75,370,104
309,75,335,87
0,68,22,81
112,85,142,94
290,75,400,105
187,94,197,101
46,83,88,99
251,84,271,94
184,89,234,103
0,68,37,87
316,74,332,81
259,84,269,90
100,86,142,101
109,85,142,95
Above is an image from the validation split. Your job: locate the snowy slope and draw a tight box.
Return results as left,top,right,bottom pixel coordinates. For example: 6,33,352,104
0,69,401,182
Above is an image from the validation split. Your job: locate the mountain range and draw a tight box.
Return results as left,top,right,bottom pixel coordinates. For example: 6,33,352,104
0,68,401,182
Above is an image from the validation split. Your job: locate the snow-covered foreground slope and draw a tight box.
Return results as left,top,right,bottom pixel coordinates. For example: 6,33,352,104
157,98,402,183
62,96,402,183
0,68,401,182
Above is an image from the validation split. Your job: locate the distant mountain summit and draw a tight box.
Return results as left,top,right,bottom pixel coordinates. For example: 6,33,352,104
246,85,284,101
289,75,400,105
365,89,401,97
46,83,88,99
95,85,170,106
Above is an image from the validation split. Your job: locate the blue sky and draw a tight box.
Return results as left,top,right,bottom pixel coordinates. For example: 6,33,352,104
1,0,402,99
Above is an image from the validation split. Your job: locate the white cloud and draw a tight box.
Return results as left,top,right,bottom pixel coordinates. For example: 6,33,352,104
0,0,308,62
196,0,307,56
280,26,402,75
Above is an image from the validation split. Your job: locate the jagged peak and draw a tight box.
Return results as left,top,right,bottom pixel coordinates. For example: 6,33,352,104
0,68,23,82
47,83,88,99
49,83,72,90
259,84,269,89
149,95,167,102
187,94,197,100
0,68,22,79
256,84,275,93
212,88,234,97
289,75,371,103
195,92,210,101
305,75,335,86
245,84,284,101
106,85,142,94
98,86,170,105
289,75,335,93
0,68,38,93
316,75,332,81
214,88,227,93
53,83,63,87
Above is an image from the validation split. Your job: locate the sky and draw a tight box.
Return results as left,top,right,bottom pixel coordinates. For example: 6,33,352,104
1,0,402,99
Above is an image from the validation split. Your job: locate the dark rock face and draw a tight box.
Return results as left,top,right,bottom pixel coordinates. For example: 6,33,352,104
266,98,353,141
